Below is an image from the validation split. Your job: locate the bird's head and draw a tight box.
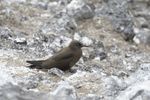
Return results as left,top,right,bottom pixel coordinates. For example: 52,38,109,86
69,40,88,49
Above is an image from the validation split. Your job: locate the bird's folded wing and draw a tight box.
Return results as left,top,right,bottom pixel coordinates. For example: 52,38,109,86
52,49,74,61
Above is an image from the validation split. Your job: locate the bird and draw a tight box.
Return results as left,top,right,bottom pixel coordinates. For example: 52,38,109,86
26,40,88,71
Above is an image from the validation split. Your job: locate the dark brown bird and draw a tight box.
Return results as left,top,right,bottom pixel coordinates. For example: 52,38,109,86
26,40,88,71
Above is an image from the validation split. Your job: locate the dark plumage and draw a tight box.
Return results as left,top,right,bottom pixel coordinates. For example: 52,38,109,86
26,40,88,71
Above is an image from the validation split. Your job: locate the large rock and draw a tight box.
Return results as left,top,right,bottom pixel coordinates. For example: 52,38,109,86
95,0,135,41
0,82,77,100
40,0,95,34
66,0,95,20
115,62,150,100
0,83,47,100
102,76,127,99
116,81,150,100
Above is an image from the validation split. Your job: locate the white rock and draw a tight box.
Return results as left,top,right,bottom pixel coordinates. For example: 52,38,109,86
102,75,127,97
82,94,101,100
14,38,27,44
133,27,140,34
48,68,64,77
48,2,58,7
66,70,87,82
81,37,93,46
93,57,101,61
67,0,84,11
50,81,77,100
116,81,150,100
0,65,14,86
133,28,150,45
133,36,140,44
5,0,26,4
66,0,94,20
73,33,81,41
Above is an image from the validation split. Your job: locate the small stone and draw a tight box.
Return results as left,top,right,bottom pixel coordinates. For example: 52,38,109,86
93,52,107,61
81,94,101,100
117,71,129,77
65,20,77,33
140,63,150,71
133,36,140,44
136,17,149,28
48,68,65,77
93,56,101,61
73,33,81,41
66,0,95,20
99,52,107,60
19,81,38,90
133,28,150,45
133,27,140,34
0,27,13,39
14,38,27,45
81,37,93,46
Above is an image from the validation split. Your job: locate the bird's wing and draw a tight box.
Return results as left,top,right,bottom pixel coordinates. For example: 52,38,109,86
51,48,74,61
26,60,43,65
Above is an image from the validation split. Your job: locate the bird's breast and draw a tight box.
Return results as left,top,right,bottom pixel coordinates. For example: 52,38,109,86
70,49,82,65
74,49,82,59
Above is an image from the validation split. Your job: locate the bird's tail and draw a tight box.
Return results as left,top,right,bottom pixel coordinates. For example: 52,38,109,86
26,60,43,69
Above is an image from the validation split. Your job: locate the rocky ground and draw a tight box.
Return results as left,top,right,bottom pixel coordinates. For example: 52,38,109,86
0,0,150,100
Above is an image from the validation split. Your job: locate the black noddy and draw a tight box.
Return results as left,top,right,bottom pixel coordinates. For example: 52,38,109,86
26,40,88,71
